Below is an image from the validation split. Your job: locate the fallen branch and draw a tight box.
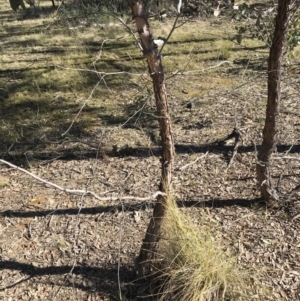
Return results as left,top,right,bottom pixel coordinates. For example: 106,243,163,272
175,152,208,171
0,275,32,291
0,159,165,202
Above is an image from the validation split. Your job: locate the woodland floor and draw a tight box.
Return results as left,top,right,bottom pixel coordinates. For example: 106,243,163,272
0,1,300,300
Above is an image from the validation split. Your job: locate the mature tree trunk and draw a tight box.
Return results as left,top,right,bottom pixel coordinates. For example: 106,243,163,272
126,0,175,275
256,0,291,204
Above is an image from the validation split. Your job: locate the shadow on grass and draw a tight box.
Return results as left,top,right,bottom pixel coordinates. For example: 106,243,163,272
16,6,58,21
0,10,297,165
0,21,47,36
0,6,58,34
0,22,149,163
0,77,158,164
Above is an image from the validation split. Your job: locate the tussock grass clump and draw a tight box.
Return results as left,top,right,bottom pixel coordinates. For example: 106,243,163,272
154,197,247,301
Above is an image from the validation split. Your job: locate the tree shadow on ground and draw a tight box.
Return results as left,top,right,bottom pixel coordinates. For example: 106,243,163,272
1,140,299,166
0,28,148,163
0,197,266,299
0,197,265,219
0,260,135,299
0,97,99,148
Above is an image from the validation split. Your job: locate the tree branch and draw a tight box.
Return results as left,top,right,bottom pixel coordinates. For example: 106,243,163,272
175,152,208,171
0,159,165,202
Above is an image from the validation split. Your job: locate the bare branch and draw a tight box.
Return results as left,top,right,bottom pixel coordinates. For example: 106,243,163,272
175,152,209,171
0,159,165,202
0,275,32,290
113,15,143,52
61,79,101,137
160,13,181,54
119,95,151,128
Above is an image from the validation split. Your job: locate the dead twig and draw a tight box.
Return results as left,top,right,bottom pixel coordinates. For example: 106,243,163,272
159,12,181,54
291,213,300,222
0,159,165,202
175,152,209,171
61,80,101,137
0,275,32,291
113,15,143,52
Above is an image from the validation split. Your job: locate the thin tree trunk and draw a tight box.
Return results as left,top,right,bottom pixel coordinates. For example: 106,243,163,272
126,0,175,275
256,0,291,203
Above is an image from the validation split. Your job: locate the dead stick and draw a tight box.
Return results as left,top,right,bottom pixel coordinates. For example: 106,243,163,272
176,151,208,171
0,159,165,202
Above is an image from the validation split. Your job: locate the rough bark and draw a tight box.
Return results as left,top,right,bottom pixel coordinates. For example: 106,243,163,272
126,0,175,275
256,0,291,204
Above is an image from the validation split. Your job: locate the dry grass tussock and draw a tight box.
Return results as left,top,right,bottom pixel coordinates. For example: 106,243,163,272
152,196,250,301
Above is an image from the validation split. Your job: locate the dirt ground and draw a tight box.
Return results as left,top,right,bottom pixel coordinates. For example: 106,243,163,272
1,87,299,301
1,1,300,300
1,142,300,300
